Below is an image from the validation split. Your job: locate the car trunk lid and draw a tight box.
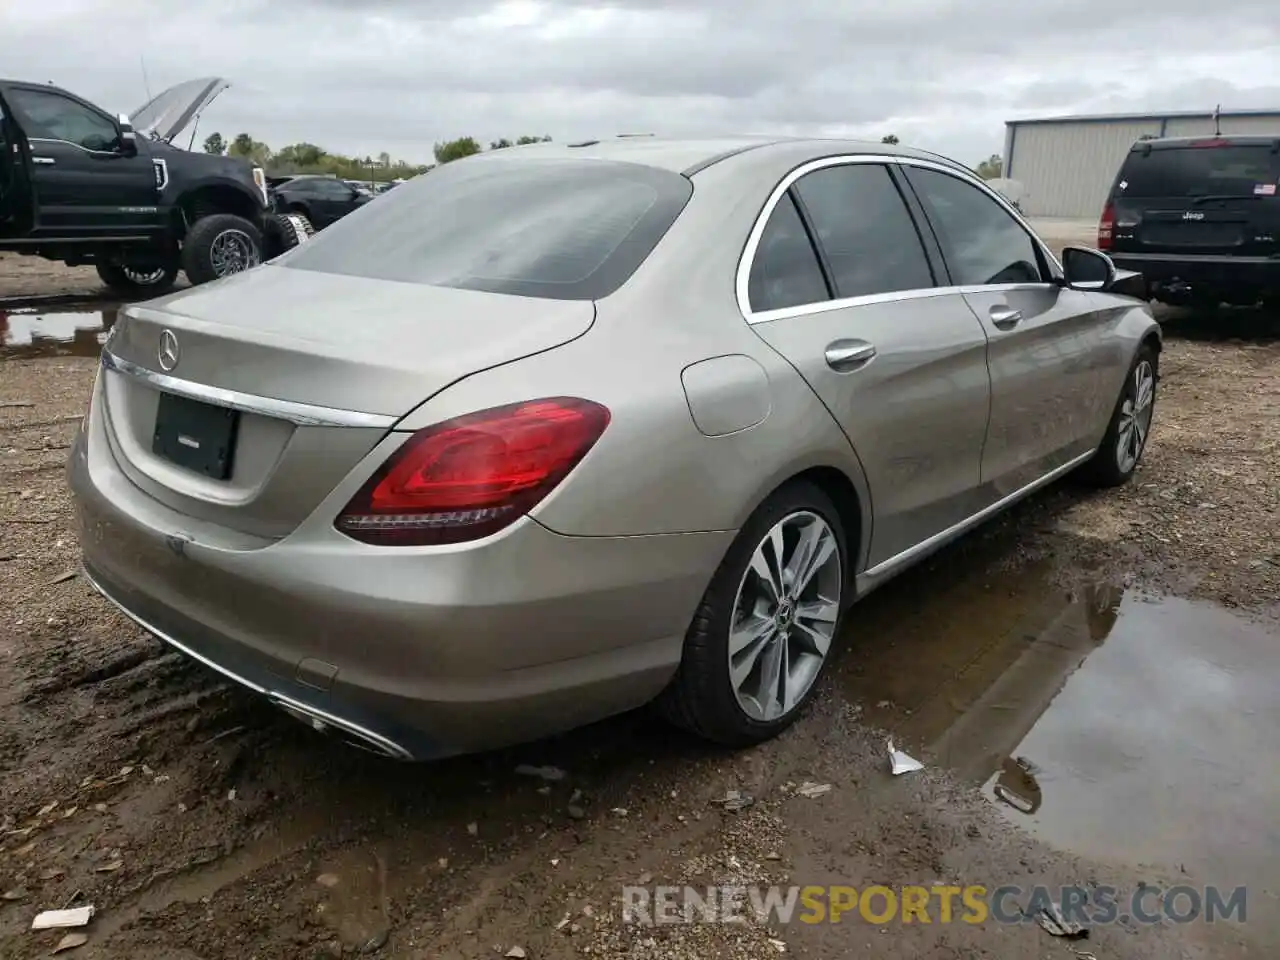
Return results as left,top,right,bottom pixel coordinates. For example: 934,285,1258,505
1110,139,1280,256
98,264,595,539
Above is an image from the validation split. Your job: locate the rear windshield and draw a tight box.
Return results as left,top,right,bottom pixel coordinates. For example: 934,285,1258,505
281,157,692,300
1116,143,1280,198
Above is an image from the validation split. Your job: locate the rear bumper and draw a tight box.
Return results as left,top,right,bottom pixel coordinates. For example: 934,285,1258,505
68,404,732,760
1109,252,1280,294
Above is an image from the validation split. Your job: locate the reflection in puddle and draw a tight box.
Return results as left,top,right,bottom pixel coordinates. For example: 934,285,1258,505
839,560,1280,889
0,304,119,359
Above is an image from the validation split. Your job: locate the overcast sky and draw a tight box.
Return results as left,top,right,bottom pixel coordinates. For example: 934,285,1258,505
5,0,1279,166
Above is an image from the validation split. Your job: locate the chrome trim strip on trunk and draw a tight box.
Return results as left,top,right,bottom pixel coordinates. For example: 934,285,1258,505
856,450,1095,591
80,564,414,760
100,349,398,429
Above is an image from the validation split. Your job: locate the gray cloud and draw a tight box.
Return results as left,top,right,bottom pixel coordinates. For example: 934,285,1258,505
4,0,1278,166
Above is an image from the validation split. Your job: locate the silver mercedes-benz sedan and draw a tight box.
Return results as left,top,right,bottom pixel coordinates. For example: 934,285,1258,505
69,137,1160,760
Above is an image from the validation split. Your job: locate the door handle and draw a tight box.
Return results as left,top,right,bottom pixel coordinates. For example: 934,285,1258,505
989,305,1022,329
825,339,877,372
32,156,56,165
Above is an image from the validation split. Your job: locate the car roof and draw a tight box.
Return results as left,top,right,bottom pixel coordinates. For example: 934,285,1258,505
1128,135,1280,150
477,136,973,178
0,79,72,90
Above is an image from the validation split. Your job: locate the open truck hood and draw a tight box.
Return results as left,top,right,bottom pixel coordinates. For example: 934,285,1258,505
129,76,229,144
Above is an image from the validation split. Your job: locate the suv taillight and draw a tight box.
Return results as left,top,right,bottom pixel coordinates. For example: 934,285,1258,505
1098,201,1115,251
336,398,610,546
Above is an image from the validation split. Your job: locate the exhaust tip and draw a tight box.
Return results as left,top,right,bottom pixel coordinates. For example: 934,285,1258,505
268,695,413,760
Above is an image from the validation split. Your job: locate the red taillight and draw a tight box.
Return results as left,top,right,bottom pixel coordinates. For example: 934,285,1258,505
1188,138,1230,148
336,397,610,546
1098,201,1115,251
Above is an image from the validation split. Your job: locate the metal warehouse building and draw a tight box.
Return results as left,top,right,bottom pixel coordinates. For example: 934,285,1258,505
1003,108,1280,219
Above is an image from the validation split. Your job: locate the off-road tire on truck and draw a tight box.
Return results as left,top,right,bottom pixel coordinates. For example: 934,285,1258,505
95,257,182,298
263,211,314,259
181,214,265,285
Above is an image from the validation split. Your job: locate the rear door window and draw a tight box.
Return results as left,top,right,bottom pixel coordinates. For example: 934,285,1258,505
747,193,831,312
1116,143,1280,198
283,157,692,300
792,163,936,298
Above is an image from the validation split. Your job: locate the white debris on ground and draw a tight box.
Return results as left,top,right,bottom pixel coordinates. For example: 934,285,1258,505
887,740,924,776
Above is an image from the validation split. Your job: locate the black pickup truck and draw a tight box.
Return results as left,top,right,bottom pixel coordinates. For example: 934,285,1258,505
0,76,308,297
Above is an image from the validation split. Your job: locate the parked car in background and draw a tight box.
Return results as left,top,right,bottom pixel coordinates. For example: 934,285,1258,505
0,76,306,297
1100,134,1280,308
268,173,372,230
70,137,1158,761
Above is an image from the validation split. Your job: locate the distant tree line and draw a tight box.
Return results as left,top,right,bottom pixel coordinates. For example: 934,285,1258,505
434,134,552,164
199,131,555,180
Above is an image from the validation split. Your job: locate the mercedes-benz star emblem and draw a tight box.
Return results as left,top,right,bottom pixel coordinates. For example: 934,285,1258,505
157,329,180,372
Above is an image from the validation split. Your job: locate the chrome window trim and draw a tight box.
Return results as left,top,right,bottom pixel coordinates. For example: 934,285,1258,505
737,153,1064,324
100,349,397,429
29,136,121,157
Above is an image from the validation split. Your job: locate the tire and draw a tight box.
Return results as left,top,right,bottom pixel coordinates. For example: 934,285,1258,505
181,214,264,286
1077,342,1158,488
95,256,180,298
262,211,314,259
658,481,849,746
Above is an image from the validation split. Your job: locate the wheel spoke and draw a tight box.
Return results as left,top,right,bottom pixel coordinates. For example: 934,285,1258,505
1136,370,1154,411
729,614,773,658
1116,425,1132,466
730,621,774,690
793,599,838,656
749,530,785,604
756,637,785,720
776,640,794,716
787,521,836,598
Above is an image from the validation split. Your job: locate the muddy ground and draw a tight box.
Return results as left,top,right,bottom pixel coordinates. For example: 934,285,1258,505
2,242,1279,959
0,254,195,305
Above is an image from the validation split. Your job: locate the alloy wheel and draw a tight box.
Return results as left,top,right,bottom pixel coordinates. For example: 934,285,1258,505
209,229,260,277
728,510,842,722
1116,359,1155,474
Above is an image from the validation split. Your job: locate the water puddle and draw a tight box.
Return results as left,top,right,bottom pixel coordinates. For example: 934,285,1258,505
839,558,1280,889
0,304,118,359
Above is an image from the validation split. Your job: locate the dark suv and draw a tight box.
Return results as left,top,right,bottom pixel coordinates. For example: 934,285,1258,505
0,76,306,298
1099,135,1280,308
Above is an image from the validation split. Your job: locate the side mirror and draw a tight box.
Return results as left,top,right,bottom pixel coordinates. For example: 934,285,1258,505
1061,245,1116,290
116,114,137,157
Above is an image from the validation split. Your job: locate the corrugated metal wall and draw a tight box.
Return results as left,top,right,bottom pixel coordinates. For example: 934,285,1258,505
1006,113,1280,218
1007,120,1161,219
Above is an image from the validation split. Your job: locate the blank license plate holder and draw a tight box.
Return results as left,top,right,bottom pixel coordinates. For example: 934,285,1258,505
152,392,240,480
